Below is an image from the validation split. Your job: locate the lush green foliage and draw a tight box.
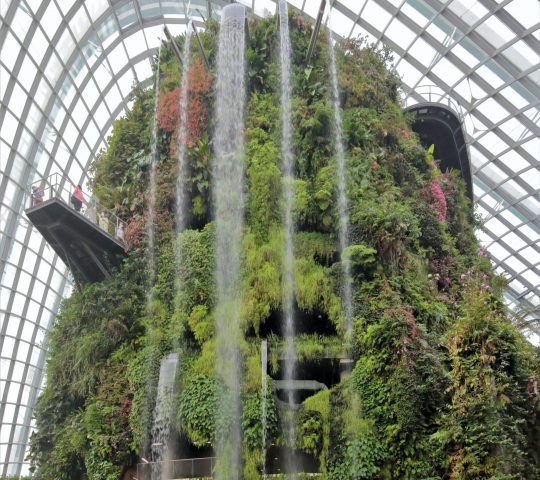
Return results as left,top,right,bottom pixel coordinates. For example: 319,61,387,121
30,6,539,480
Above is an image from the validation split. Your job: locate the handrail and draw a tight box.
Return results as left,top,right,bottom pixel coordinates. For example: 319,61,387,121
27,173,127,245
408,85,466,122
136,456,216,479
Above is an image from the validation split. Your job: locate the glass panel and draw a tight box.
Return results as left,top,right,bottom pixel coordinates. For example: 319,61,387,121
115,1,137,30
42,1,63,40
521,269,539,287
426,21,451,44
15,342,29,363
487,240,511,261
505,255,527,274
1,336,15,358
519,168,539,190
69,5,91,42
162,0,184,16
87,0,109,22
3,179,19,206
9,82,26,118
105,85,122,114
34,79,52,111
117,69,134,97
3,403,16,425
329,6,355,35
409,37,437,68
96,15,119,49
93,62,113,91
1,31,20,71
124,30,146,59
11,6,33,43
499,117,528,142
448,0,488,23
477,131,508,156
81,78,100,108
501,40,536,71
72,96,89,129
109,42,130,74
402,1,434,28
450,42,481,70
133,58,153,82
58,0,76,15
476,97,510,124
363,1,392,32
85,121,101,151
478,15,515,49
11,360,25,383
18,56,38,94
44,51,63,87
499,150,530,173
140,0,162,20
69,52,89,86
505,0,540,29
432,57,464,87
521,137,539,158
385,18,416,50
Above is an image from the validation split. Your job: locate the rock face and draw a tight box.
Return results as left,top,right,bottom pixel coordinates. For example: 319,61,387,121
29,6,540,480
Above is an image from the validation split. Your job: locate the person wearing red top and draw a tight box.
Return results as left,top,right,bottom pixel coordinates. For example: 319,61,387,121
71,184,84,212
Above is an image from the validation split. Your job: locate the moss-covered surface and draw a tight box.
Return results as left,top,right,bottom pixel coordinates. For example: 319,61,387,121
29,8,539,480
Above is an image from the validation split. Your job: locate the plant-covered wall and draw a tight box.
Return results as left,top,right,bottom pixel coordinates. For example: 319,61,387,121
29,7,539,480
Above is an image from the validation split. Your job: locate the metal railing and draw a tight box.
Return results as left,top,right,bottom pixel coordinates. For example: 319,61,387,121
28,173,127,244
136,456,215,479
408,84,467,122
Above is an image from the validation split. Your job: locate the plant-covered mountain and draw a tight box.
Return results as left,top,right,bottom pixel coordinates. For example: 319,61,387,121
29,7,539,480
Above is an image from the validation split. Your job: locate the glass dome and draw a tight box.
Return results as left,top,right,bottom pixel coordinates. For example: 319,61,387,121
0,0,538,475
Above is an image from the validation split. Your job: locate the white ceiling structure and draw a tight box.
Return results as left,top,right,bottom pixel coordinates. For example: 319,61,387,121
0,0,538,475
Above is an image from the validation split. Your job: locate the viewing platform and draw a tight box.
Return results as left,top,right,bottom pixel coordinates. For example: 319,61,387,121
25,174,127,287
405,100,473,199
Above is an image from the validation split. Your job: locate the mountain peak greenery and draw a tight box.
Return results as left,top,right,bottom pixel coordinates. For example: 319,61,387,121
29,8,539,480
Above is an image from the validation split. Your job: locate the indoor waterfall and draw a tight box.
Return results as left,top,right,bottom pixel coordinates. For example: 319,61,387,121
328,19,354,339
174,24,193,253
328,14,359,476
278,0,297,473
212,4,246,478
150,353,179,480
146,40,163,300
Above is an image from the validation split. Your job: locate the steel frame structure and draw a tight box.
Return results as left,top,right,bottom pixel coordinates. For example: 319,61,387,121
0,0,538,474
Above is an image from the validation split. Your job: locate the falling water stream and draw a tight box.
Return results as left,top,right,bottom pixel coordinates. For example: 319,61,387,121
328,11,359,477
147,41,163,299
150,353,179,480
278,0,297,473
175,24,193,249
212,4,246,479
328,19,354,340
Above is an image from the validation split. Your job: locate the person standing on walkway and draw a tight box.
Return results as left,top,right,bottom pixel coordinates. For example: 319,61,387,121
71,184,84,212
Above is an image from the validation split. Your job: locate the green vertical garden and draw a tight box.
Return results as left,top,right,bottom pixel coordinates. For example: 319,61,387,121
28,8,539,480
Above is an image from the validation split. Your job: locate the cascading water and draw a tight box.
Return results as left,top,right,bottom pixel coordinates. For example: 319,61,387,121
278,0,297,472
328,19,354,340
175,24,193,251
150,353,179,480
147,41,163,299
212,4,246,478
328,13,359,477
261,340,268,479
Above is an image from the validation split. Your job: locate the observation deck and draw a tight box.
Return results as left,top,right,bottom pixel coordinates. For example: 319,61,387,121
405,101,473,199
25,174,127,287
